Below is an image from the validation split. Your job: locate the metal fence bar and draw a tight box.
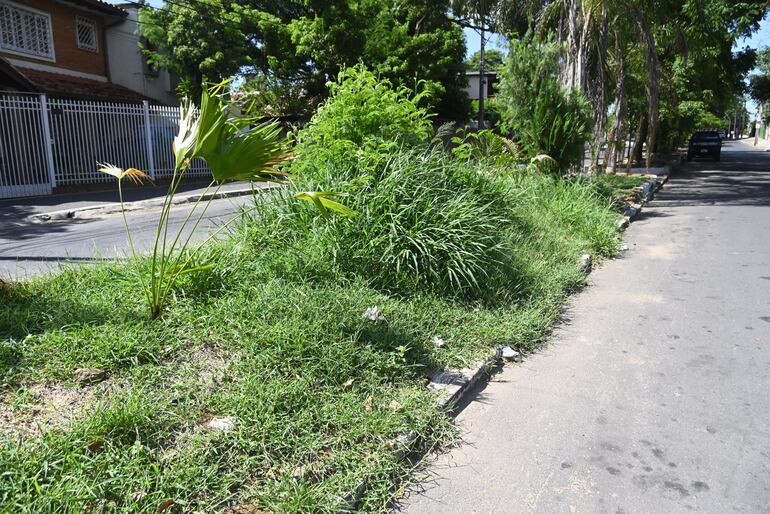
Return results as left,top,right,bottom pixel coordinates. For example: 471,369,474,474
38,94,56,189
0,93,52,198
143,100,156,180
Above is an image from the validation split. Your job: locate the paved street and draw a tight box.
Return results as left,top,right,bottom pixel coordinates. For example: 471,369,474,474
400,139,770,513
0,194,252,279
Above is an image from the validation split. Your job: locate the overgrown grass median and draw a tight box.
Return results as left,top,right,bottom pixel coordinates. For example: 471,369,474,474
1,69,631,513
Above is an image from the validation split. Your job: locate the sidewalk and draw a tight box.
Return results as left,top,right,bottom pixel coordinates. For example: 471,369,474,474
0,181,261,229
746,135,770,151
400,142,770,514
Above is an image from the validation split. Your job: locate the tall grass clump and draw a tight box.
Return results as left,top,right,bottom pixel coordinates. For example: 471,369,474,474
265,149,515,298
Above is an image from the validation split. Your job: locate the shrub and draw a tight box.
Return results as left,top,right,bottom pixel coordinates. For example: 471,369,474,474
293,65,433,156
498,38,591,173
450,128,520,166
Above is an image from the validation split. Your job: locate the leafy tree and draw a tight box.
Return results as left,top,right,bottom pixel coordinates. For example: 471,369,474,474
138,0,251,96
750,73,770,105
140,0,469,119
498,37,591,172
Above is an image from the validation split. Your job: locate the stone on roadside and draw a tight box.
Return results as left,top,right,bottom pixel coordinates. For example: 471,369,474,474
501,346,520,361
362,306,386,322
580,254,593,275
73,368,107,385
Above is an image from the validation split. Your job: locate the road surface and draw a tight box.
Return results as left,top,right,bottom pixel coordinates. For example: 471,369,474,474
0,195,252,279
400,139,770,513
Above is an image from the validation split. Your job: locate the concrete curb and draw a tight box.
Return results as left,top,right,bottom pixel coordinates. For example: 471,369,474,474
340,348,503,512
26,186,272,224
617,171,671,231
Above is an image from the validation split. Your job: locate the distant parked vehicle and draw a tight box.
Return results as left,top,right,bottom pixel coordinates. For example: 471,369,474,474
687,130,722,161
718,130,727,139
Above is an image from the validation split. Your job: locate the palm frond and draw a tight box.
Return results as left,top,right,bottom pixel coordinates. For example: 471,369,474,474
97,163,152,185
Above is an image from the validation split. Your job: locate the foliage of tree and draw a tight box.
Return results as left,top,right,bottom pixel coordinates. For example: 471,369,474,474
498,38,591,171
466,49,506,71
140,0,469,119
750,46,770,116
470,0,768,171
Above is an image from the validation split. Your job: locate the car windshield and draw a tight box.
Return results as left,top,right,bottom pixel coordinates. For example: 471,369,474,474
693,132,720,141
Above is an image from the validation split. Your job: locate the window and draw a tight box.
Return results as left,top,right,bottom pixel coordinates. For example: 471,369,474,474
75,16,97,52
0,1,54,60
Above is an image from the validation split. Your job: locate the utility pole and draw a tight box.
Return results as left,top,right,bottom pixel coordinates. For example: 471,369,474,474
477,10,485,129
755,102,763,146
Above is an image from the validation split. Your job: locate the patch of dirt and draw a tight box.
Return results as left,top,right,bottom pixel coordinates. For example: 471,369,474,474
153,344,236,455
175,343,234,394
0,382,103,439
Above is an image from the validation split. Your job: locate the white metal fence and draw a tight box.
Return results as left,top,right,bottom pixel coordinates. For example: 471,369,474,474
0,93,210,199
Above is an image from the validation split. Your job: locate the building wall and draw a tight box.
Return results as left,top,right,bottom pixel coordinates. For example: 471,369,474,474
105,7,177,105
0,0,109,78
464,73,497,102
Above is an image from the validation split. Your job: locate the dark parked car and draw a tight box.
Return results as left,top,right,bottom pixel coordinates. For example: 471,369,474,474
687,130,722,161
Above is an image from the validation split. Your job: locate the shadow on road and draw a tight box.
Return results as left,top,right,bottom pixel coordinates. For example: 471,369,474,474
0,255,119,263
0,216,101,241
653,143,770,208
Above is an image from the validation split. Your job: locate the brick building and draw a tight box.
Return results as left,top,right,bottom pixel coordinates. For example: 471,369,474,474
0,0,176,103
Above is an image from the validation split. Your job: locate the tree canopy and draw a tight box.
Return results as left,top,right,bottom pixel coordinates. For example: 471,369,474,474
139,0,769,163
140,0,469,119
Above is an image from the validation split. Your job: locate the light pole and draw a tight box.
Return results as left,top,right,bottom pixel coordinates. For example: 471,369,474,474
478,23,485,128
477,1,486,129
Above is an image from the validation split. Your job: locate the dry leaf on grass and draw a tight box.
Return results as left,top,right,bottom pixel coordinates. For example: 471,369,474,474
157,499,175,513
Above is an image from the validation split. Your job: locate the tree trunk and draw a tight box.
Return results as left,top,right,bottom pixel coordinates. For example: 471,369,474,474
559,0,582,90
606,49,626,173
636,9,659,170
588,4,608,174
628,115,646,171
577,7,593,93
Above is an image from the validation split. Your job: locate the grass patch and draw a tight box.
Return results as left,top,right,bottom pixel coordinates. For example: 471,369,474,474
0,69,628,512
0,167,623,512
591,173,650,208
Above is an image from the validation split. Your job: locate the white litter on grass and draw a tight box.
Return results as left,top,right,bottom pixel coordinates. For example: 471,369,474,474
362,306,386,322
432,336,446,348
206,416,238,432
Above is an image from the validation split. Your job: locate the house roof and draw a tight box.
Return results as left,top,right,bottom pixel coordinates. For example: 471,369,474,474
14,67,152,103
62,0,128,18
465,70,498,77
0,57,38,91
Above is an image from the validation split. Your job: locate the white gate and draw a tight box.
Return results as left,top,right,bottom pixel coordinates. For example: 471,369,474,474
0,93,210,200
0,93,53,198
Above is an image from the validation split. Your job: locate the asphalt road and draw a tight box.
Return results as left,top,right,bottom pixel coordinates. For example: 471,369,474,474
400,139,770,513
0,195,252,279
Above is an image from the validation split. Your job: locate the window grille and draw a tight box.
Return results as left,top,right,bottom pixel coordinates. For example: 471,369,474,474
0,2,54,59
75,16,97,52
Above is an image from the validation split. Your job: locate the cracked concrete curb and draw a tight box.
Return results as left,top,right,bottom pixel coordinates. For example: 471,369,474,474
340,348,502,513
25,186,276,224
617,171,672,231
